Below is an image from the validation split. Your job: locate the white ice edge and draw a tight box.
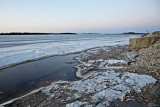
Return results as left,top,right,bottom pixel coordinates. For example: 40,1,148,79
0,88,43,106
76,70,96,79
0,81,67,106
0,38,129,68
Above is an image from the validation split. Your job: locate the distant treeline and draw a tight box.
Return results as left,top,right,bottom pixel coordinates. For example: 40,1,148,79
0,32,77,35
122,32,145,35
105,32,146,35
0,32,146,35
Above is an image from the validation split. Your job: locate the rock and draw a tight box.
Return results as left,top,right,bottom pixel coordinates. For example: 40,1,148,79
142,31,160,37
126,51,138,62
142,33,150,37
129,36,159,50
80,67,95,75
143,33,153,37
152,31,160,36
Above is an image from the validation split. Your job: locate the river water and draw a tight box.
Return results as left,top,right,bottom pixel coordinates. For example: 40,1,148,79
0,34,141,68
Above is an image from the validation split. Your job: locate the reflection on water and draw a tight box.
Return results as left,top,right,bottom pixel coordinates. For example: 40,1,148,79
0,53,80,103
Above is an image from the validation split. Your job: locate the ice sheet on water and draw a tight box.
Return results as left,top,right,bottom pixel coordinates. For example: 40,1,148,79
0,34,138,68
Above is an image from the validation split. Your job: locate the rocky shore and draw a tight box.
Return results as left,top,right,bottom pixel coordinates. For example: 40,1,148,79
0,32,160,107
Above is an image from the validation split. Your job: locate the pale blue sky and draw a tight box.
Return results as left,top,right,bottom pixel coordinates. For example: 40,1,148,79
0,0,160,33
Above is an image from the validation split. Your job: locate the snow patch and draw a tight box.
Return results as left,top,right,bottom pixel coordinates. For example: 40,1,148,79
107,59,127,64
98,59,127,70
41,81,69,96
76,69,96,79
66,101,88,107
1,70,156,107
68,70,156,106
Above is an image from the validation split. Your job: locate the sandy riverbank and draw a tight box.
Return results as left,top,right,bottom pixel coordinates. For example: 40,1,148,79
1,42,159,107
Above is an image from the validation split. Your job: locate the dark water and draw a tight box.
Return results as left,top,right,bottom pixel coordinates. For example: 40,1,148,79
0,53,80,104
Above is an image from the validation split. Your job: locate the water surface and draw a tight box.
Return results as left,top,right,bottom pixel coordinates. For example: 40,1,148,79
0,53,79,103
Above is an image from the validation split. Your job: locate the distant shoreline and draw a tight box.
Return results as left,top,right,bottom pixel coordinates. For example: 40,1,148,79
0,32,77,35
104,32,146,35
0,32,146,35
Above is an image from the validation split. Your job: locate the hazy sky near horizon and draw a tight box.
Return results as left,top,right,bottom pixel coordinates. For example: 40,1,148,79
0,0,160,33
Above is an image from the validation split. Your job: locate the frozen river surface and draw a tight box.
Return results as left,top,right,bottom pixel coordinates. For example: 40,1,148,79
0,34,141,68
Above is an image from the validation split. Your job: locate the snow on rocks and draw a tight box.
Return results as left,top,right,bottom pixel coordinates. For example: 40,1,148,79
68,70,156,106
98,59,127,70
75,58,127,79
126,51,139,62
0,69,157,107
75,53,104,79
66,101,88,107
107,59,127,65
28,70,156,107
41,81,70,96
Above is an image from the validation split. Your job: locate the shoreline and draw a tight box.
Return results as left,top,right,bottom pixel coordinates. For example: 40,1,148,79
0,45,125,105
0,45,124,104
0,32,144,35
1,33,160,106
0,45,117,70
0,33,77,35
0,53,80,104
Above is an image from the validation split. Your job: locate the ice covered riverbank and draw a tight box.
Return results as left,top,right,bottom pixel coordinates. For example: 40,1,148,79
1,44,159,107
0,68,157,107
